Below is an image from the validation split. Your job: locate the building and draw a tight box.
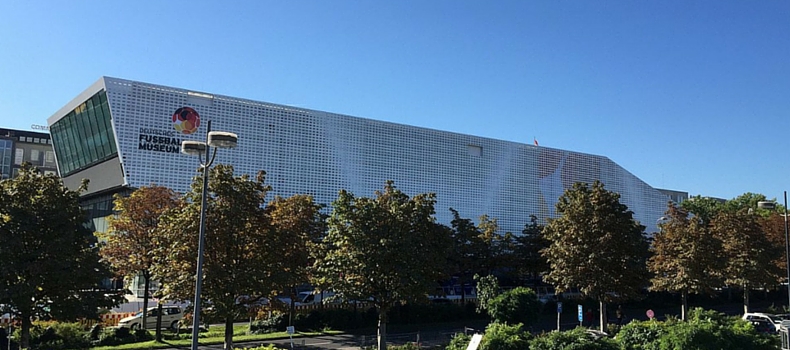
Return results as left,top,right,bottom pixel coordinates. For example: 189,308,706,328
47,76,674,239
0,127,57,179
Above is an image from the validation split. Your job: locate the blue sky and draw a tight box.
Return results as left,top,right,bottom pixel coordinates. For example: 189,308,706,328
1,1,788,201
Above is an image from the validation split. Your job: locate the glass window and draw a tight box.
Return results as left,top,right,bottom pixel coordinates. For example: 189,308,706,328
45,151,55,165
14,149,23,165
30,149,40,165
49,90,117,176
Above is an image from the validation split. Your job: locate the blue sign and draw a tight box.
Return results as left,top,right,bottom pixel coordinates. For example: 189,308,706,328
557,302,562,313
578,305,583,322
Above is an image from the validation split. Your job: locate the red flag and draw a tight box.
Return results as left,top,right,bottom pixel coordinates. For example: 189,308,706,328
534,138,539,146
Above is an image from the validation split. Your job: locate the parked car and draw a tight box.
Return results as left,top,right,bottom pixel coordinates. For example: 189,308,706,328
118,306,183,331
742,312,782,332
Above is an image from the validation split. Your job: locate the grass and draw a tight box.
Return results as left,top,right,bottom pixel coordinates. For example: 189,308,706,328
90,325,342,350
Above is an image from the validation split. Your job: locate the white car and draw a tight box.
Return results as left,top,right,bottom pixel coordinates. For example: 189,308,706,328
118,306,183,331
742,312,781,332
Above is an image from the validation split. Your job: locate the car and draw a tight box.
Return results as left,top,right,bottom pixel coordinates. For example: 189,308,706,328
118,306,183,331
742,312,782,332
750,319,777,334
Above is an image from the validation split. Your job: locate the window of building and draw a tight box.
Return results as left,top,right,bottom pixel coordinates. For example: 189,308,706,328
50,90,118,176
14,148,23,165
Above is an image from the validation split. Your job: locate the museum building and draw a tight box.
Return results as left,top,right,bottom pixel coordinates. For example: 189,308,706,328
47,76,675,236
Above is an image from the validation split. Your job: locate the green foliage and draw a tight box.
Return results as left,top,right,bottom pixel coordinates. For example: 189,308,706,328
486,287,541,325
234,345,279,350
96,326,153,347
11,321,91,350
679,196,723,226
529,327,617,350
541,181,650,330
152,164,282,349
647,308,777,350
511,215,549,283
473,274,499,314
446,332,472,350
313,181,452,348
480,322,532,350
616,320,667,350
0,164,123,348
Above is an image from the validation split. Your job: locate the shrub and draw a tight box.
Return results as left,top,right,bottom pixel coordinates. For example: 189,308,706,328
486,287,541,325
14,321,92,350
529,327,618,350
616,320,667,350
446,332,472,350
96,326,153,347
250,313,288,334
480,322,531,350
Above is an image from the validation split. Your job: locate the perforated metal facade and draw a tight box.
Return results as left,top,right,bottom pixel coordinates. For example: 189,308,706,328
48,77,670,234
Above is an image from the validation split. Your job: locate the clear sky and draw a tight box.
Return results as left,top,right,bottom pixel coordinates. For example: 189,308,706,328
1,1,788,201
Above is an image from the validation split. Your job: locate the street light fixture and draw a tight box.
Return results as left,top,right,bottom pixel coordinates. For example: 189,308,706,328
181,120,238,350
758,192,790,311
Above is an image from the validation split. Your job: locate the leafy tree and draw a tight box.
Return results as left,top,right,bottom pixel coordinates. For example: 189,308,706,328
541,181,650,332
313,181,451,350
0,164,122,349
99,185,179,334
648,204,723,320
152,165,281,350
761,212,789,283
511,215,549,284
710,210,781,314
266,194,326,324
680,196,724,225
474,273,500,314
529,327,618,350
486,287,541,325
480,322,532,350
723,193,769,214
447,209,513,303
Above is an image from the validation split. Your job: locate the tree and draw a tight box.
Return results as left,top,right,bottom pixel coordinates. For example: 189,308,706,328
447,209,513,303
152,165,281,350
511,215,549,284
0,164,122,349
266,194,326,324
710,210,781,314
541,181,650,332
680,195,724,226
99,185,179,335
648,204,723,320
313,181,451,350
486,287,541,325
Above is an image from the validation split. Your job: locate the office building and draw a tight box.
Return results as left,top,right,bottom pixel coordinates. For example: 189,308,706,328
0,127,57,179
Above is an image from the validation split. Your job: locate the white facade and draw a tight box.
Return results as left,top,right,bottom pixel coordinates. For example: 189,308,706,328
48,77,669,234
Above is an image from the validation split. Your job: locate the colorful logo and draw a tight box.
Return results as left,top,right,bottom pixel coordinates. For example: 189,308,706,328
172,107,200,134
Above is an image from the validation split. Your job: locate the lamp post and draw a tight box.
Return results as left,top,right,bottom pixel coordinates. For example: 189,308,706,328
181,120,238,350
758,192,790,310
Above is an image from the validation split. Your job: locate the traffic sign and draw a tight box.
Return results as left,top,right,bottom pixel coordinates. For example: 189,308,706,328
578,305,583,322
646,309,655,319
557,302,563,313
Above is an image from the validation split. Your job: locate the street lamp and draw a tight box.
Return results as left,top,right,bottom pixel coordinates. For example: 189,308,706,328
758,192,790,311
181,120,238,350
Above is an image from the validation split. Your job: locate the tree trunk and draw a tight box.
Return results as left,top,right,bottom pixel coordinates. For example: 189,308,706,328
599,301,607,333
142,271,150,330
289,286,296,326
19,309,31,350
681,290,688,321
378,307,389,350
155,302,163,342
224,317,234,350
743,282,750,314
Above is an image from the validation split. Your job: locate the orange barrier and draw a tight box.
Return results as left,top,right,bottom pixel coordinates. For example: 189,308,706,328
98,312,136,326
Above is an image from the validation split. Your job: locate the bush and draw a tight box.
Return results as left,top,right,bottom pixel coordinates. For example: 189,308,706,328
96,326,153,347
616,319,667,350
480,322,531,350
250,313,288,334
486,287,541,325
446,332,472,350
13,321,92,350
653,308,778,350
530,327,618,350
234,345,279,350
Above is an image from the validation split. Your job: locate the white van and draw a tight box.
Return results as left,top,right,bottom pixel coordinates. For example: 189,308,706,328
118,306,183,331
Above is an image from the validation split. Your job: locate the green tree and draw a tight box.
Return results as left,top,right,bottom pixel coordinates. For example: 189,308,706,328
99,185,179,335
710,210,781,314
648,204,723,320
152,165,281,350
511,215,549,284
313,181,451,350
680,196,724,226
266,194,326,324
474,273,500,314
486,287,541,325
0,164,122,349
541,181,650,332
447,210,513,303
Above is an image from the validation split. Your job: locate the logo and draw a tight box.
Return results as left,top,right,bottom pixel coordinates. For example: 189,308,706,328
172,107,200,134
